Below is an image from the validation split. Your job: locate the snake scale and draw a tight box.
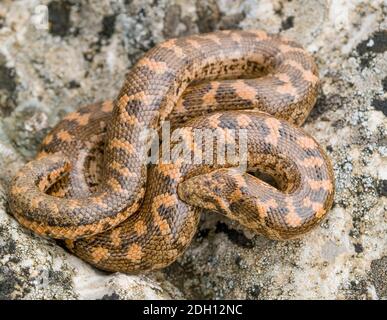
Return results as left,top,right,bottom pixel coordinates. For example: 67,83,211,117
8,30,334,273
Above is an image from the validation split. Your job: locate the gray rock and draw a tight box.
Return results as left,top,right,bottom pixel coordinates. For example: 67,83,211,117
0,0,385,299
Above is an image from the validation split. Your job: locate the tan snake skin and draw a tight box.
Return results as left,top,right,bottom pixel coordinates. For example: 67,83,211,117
8,30,334,273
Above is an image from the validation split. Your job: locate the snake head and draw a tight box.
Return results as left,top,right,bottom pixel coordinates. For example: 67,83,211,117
177,168,247,217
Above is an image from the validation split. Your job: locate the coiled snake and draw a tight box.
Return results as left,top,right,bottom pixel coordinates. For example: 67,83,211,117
8,30,334,273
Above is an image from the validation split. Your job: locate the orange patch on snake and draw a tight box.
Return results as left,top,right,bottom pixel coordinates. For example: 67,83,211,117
302,70,319,84
42,134,53,146
126,244,143,262
57,130,73,142
230,170,248,188
303,197,312,208
276,73,299,97
229,187,243,203
75,113,91,126
110,161,135,177
312,202,325,219
202,82,220,105
233,80,257,101
47,202,60,216
63,112,81,122
110,228,121,247
163,193,179,208
177,232,189,247
157,163,181,180
302,69,319,84
67,199,80,210
48,167,64,182
101,101,114,113
203,34,222,45
174,97,186,113
107,178,123,193
160,40,185,58
285,60,319,83
230,31,243,43
185,38,202,49
109,138,135,155
30,196,43,209
152,194,178,235
264,117,281,147
301,157,324,167
211,193,232,216
207,113,221,128
278,44,305,54
11,184,29,195
218,128,235,145
257,198,278,219
36,151,49,160
308,179,333,192
169,163,184,180
128,91,153,106
50,188,67,198
297,136,317,149
38,177,49,191
134,220,147,236
91,247,109,263
137,58,168,75
303,198,325,219
284,60,305,73
64,240,75,250
119,112,142,126
159,39,175,49
236,114,252,128
117,94,130,110
285,200,302,227
94,197,109,209
248,30,268,40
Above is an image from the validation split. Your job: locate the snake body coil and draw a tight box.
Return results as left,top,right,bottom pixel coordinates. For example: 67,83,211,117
9,30,334,273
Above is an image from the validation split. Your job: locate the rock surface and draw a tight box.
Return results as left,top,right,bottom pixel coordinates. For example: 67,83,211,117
0,0,385,299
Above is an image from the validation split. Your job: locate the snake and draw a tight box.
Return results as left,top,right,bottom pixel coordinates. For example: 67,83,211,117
8,30,334,273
